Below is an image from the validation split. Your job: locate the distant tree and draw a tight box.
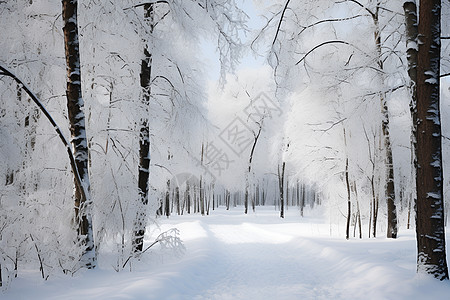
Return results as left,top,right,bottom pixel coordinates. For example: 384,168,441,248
130,0,247,252
245,121,263,214
278,161,286,218
254,0,403,238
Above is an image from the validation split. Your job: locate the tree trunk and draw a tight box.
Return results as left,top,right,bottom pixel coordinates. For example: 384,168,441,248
186,182,191,214
368,187,372,238
286,177,289,209
245,126,262,214
373,7,398,239
176,186,180,215
133,3,154,253
415,0,449,280
345,157,351,240
62,0,96,269
278,162,285,218
165,180,170,217
262,185,266,206
403,0,418,232
354,182,362,239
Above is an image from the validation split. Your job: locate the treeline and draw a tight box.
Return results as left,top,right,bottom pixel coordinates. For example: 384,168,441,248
156,178,319,217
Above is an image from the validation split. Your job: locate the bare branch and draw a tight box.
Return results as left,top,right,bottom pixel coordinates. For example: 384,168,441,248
251,13,280,51
124,1,169,11
297,15,368,36
272,0,291,46
295,40,368,65
307,118,347,132
0,64,86,204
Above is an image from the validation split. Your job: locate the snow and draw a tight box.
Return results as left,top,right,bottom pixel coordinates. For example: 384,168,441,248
4,206,450,300
406,40,418,51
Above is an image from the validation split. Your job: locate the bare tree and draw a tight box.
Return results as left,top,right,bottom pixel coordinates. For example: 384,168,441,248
343,128,351,240
62,0,96,269
245,123,262,214
258,0,400,237
132,2,154,254
372,4,398,239
278,161,286,218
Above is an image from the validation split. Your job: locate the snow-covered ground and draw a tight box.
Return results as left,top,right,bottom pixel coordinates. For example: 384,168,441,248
4,206,450,299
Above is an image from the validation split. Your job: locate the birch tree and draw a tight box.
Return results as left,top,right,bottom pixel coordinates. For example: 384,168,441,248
62,0,96,269
132,2,154,254
128,0,246,253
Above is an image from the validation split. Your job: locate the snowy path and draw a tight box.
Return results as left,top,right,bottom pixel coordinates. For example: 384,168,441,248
5,207,450,299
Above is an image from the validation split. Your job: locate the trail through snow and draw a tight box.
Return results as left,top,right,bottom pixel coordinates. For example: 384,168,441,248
5,207,450,299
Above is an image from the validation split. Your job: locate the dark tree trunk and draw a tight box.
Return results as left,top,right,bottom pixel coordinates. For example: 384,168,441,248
245,126,262,214
300,183,305,217
176,186,180,215
133,3,154,253
343,127,351,240
286,178,289,209
415,0,449,280
278,162,285,218
165,180,170,217
345,157,351,240
370,176,379,238
186,182,191,214
354,182,362,239
200,178,205,215
62,0,96,268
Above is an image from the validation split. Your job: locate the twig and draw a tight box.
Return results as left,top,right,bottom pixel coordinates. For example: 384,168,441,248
29,234,45,280
122,240,160,269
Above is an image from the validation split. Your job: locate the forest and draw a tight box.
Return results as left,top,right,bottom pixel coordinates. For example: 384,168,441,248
1,0,450,298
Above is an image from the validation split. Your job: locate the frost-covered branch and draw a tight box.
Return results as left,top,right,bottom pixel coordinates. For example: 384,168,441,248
0,64,86,205
124,1,169,11
123,228,184,269
295,40,369,65
297,15,368,37
272,0,291,46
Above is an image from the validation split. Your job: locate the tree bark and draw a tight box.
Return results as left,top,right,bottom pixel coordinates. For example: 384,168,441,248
62,0,96,269
133,3,154,253
372,6,398,239
403,0,418,232
415,0,449,280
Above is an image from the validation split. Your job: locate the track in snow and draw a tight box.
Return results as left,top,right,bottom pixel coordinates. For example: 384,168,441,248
6,206,450,300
